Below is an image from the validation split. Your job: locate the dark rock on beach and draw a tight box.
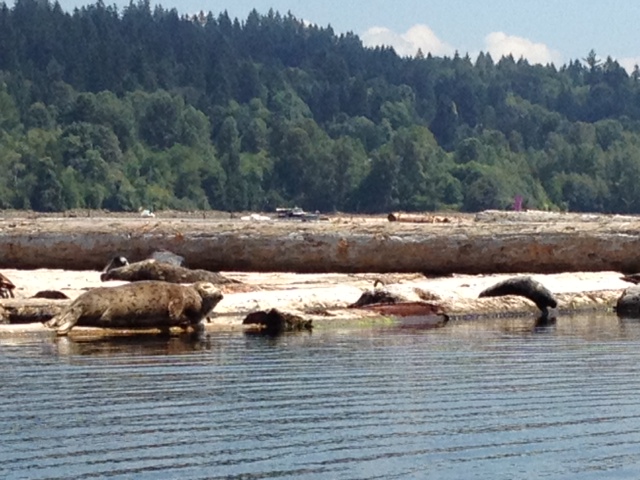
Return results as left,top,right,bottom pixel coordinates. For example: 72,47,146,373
242,308,313,335
348,287,408,308
31,290,69,300
616,285,640,317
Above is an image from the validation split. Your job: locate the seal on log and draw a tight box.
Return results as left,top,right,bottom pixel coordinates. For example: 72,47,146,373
100,259,240,285
45,280,223,336
478,276,558,317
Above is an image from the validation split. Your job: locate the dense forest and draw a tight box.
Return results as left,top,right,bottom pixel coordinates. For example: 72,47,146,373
1,0,640,214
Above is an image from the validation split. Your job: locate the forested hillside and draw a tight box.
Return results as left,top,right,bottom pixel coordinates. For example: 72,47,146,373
1,0,640,213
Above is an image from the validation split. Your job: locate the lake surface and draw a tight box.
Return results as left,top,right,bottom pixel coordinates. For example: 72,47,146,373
3,314,640,479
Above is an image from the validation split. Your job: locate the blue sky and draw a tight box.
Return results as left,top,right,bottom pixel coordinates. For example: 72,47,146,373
56,0,640,71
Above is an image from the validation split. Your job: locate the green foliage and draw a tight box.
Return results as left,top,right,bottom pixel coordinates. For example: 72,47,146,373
138,91,183,149
2,2,640,213
0,82,20,131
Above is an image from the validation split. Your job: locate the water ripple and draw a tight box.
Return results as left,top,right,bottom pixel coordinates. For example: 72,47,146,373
2,315,640,479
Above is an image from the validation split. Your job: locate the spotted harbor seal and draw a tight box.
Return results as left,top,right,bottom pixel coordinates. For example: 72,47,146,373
45,281,223,336
100,259,240,285
478,275,558,318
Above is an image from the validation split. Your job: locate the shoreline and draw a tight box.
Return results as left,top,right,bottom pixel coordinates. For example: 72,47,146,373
0,268,628,338
0,210,636,337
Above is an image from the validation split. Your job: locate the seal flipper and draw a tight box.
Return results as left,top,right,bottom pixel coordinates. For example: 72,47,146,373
167,298,185,321
99,307,114,321
45,305,84,336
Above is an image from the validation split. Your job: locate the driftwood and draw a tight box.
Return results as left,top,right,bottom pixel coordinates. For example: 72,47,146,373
620,273,640,285
0,272,16,298
0,298,70,324
1,212,640,274
355,301,450,329
387,212,451,223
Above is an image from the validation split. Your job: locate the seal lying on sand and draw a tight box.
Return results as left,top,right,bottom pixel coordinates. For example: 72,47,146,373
479,276,558,318
100,259,240,285
45,281,223,336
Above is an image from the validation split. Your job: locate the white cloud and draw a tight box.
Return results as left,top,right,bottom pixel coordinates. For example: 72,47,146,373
361,24,455,58
484,32,562,66
618,57,640,74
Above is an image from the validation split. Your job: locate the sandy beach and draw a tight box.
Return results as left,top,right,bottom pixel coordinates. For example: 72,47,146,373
0,267,628,335
0,209,635,336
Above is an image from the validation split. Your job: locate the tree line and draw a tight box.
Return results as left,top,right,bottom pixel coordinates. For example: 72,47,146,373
1,0,640,214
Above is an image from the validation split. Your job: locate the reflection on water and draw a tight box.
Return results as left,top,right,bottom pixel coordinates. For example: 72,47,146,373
3,314,640,479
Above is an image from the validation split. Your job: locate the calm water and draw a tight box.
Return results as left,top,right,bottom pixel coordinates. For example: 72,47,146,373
3,315,640,479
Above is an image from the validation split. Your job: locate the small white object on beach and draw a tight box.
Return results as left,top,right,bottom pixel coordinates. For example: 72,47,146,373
240,213,271,221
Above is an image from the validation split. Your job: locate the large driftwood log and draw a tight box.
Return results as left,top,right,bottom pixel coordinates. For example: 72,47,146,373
0,298,70,324
1,212,640,274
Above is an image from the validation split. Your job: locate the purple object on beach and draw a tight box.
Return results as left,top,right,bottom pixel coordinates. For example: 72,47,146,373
513,195,523,211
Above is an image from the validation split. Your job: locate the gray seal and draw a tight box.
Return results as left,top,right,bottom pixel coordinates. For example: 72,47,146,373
100,259,240,285
479,275,558,318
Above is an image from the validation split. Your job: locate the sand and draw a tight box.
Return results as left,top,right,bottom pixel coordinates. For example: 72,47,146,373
0,267,627,332
0,209,634,336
